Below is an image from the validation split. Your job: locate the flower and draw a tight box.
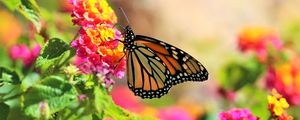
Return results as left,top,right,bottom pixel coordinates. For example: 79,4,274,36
111,86,205,120
238,26,283,62
9,44,41,68
267,89,293,120
111,86,144,113
70,0,125,80
218,108,258,120
218,87,236,102
70,0,117,27
157,107,193,120
265,55,300,105
0,9,22,48
39,101,50,119
77,94,87,102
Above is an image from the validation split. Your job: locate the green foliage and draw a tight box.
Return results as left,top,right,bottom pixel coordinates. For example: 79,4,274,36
219,57,265,91
0,0,20,11
0,0,41,31
0,102,9,120
35,38,75,75
235,86,270,120
18,0,41,32
0,67,21,85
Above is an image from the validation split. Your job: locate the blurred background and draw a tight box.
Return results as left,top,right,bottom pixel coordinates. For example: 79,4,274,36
1,0,300,119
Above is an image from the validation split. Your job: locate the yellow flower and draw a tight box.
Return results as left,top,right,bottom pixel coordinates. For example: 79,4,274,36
268,88,292,119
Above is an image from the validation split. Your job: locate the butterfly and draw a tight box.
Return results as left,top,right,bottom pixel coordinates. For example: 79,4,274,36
120,25,209,99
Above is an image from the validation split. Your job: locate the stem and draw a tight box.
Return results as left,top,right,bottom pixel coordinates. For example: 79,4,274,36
72,27,81,41
2,92,24,102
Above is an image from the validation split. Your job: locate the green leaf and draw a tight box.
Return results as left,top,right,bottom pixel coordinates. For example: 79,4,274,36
0,102,9,120
25,94,76,119
94,86,109,113
23,76,77,118
20,73,40,91
24,76,75,105
0,67,21,85
0,0,20,11
235,86,270,120
34,33,45,45
93,86,153,120
18,0,41,32
219,57,265,91
35,38,75,75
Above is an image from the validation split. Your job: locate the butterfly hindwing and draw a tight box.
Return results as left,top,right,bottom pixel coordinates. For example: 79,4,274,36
126,42,171,98
126,35,208,98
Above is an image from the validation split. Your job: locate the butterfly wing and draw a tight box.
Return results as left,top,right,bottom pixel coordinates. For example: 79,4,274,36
126,35,208,99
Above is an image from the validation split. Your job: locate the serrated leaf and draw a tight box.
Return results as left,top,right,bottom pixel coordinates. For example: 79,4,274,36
0,102,9,120
0,0,20,11
23,76,78,118
18,0,41,32
24,76,75,105
35,38,75,74
25,94,77,118
0,67,21,85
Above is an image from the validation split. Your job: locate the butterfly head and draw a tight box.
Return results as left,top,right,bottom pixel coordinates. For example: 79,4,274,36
123,25,136,50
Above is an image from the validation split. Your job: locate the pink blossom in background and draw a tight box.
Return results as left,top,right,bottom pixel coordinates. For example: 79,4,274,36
9,44,41,68
218,108,258,120
218,87,236,102
111,86,144,113
157,107,193,120
238,27,283,62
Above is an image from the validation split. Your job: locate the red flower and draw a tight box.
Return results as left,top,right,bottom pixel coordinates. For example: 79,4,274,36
238,27,283,62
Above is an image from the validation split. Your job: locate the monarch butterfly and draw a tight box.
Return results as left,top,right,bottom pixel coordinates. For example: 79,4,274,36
120,25,209,99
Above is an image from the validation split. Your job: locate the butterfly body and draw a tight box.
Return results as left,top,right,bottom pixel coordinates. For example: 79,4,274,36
123,26,208,99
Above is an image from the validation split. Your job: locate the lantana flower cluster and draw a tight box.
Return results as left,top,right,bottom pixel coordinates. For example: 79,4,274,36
267,89,293,120
266,56,300,105
238,26,300,106
218,108,258,120
238,26,283,62
69,0,125,87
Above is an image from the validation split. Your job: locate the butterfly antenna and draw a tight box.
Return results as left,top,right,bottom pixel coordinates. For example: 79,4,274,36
119,7,130,25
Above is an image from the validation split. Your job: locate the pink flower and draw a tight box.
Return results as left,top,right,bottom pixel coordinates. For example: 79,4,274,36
9,44,41,68
218,87,236,102
238,27,283,62
111,86,144,113
157,107,193,120
77,94,87,101
218,108,258,120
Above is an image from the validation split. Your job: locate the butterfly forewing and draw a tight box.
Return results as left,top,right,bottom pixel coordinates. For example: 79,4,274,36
126,34,208,99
